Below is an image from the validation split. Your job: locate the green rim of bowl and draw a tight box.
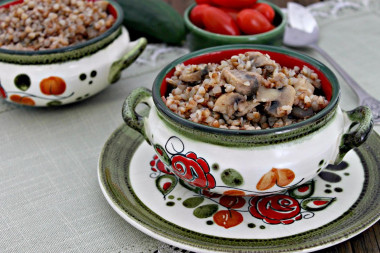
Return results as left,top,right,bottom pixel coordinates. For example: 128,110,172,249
0,0,123,64
152,44,340,146
184,1,287,42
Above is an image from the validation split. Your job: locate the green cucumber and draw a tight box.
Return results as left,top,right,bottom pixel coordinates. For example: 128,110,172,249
116,0,186,45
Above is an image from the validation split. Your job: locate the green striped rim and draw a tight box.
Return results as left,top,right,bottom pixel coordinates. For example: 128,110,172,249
0,0,123,64
152,44,340,146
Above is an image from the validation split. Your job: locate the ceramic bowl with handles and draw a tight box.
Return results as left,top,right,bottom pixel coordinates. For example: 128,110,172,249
0,0,147,107
122,45,373,196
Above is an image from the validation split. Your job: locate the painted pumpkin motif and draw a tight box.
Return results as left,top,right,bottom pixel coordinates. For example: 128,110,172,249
256,168,296,191
40,76,66,95
10,94,35,106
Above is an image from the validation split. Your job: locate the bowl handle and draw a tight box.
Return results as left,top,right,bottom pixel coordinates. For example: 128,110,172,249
108,37,147,84
335,106,373,164
122,87,153,145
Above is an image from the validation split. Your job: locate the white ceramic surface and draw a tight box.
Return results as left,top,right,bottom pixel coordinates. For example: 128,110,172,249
144,98,347,196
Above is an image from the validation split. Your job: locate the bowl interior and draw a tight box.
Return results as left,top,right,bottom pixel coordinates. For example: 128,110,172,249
160,48,333,101
153,45,339,136
0,0,123,55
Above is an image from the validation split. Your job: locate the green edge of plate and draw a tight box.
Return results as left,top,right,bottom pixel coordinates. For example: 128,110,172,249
98,125,380,253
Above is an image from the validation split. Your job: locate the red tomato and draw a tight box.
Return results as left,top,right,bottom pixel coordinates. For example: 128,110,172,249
219,7,239,21
253,3,275,23
195,0,212,4
211,0,257,9
237,9,274,34
190,4,210,28
203,6,240,35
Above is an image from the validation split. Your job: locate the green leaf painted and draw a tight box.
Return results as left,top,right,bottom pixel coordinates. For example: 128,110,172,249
179,178,200,194
183,197,204,208
221,168,244,187
301,197,335,211
193,204,218,218
289,180,315,199
154,143,171,166
14,74,31,91
47,100,62,106
156,175,177,197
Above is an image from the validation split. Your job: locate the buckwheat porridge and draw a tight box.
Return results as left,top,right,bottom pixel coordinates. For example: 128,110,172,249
163,52,329,130
0,0,115,51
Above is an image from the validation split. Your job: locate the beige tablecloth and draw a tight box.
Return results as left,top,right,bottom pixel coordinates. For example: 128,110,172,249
1,1,379,252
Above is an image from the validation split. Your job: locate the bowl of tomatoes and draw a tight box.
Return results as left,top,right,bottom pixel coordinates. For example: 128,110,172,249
184,0,286,51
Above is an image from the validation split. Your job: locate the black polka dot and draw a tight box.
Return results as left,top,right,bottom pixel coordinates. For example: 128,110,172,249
79,73,87,81
248,223,256,228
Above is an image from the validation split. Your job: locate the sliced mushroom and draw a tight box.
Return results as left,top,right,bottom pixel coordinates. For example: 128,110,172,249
245,51,277,77
257,85,296,117
236,100,260,117
179,66,208,83
291,106,314,119
257,85,281,102
222,69,260,97
213,92,246,117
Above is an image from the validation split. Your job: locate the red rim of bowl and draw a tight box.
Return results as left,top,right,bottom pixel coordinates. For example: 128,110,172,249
153,44,340,136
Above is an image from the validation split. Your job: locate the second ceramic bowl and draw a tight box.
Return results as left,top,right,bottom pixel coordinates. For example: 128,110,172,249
184,1,286,51
0,0,147,107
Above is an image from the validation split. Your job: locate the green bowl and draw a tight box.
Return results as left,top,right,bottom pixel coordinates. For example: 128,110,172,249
184,1,286,51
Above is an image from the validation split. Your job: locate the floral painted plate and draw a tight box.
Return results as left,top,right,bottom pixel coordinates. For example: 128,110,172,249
98,125,380,253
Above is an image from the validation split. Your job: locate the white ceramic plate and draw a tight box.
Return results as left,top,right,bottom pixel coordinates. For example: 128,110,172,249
98,125,380,253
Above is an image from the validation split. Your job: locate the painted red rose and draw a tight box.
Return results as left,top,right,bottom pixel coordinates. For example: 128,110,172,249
171,152,216,189
249,194,302,224
0,83,6,99
150,155,173,175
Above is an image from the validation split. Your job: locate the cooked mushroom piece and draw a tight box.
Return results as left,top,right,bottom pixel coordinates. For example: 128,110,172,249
236,100,259,117
291,106,314,119
213,92,246,117
222,69,261,97
179,66,209,83
245,51,277,76
257,85,296,117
